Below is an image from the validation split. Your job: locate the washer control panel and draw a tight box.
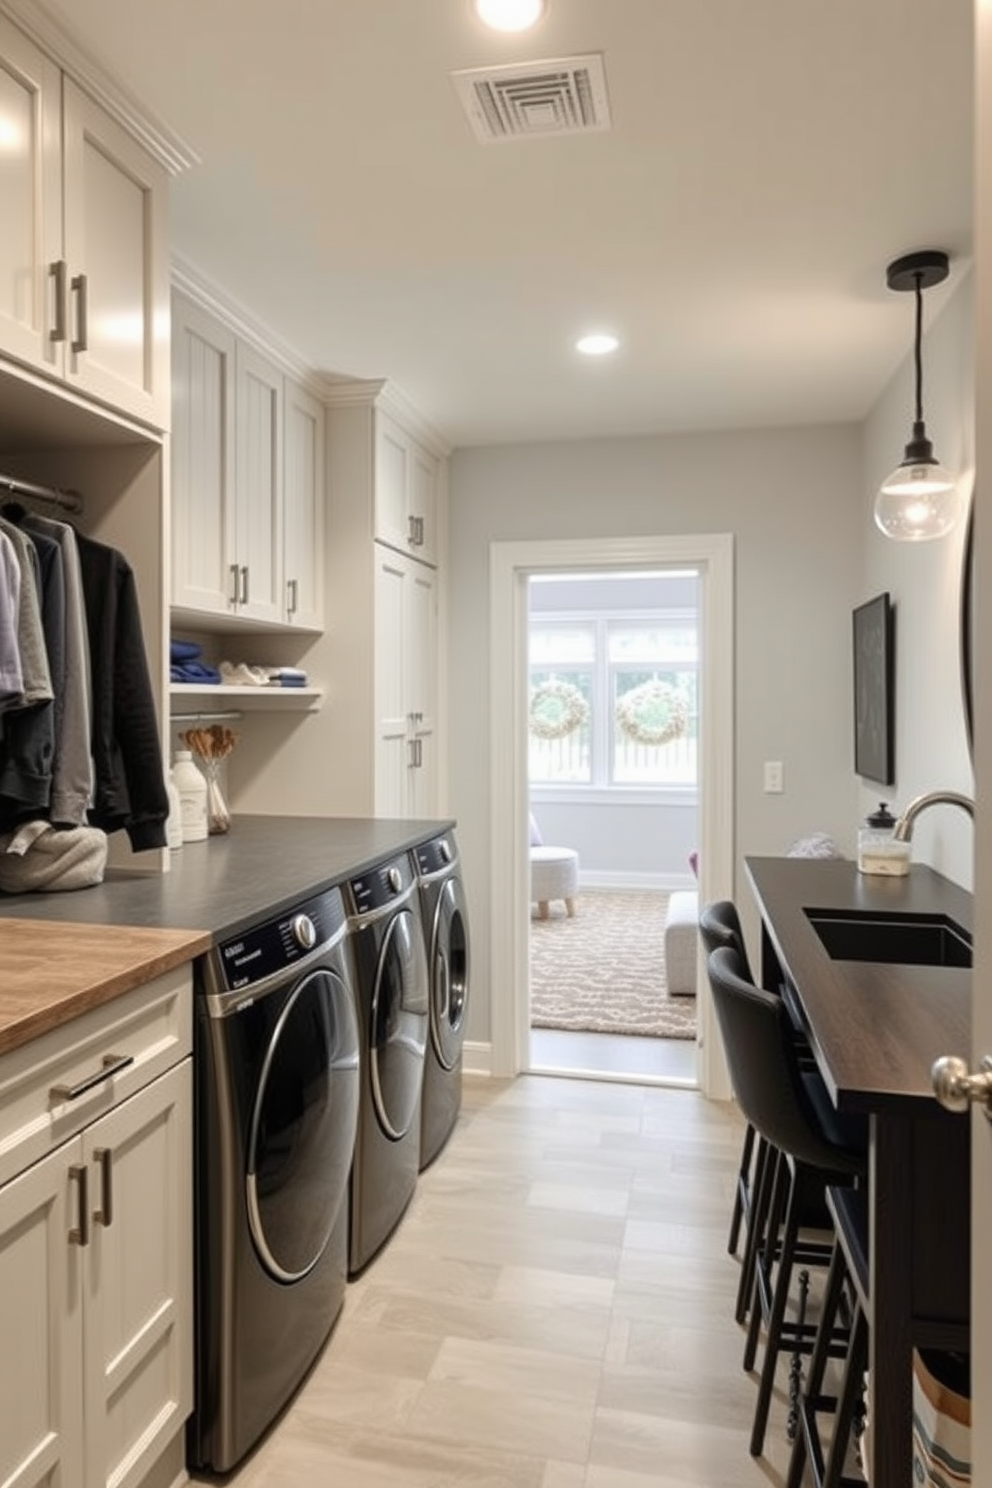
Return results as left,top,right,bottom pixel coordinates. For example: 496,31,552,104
413,834,456,878
215,886,346,992
348,852,415,918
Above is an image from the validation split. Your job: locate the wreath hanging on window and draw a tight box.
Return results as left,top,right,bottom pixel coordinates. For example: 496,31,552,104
529,679,589,741
615,679,687,747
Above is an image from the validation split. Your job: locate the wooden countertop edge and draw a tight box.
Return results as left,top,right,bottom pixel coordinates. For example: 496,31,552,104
0,921,211,1056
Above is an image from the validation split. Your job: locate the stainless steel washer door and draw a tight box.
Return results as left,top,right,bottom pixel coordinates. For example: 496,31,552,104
430,879,470,1072
370,908,429,1140
246,966,359,1281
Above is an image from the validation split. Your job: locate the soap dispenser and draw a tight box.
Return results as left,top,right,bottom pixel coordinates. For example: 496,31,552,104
857,802,910,876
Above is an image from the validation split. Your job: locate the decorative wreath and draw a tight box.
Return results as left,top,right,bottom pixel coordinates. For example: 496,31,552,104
615,679,687,747
529,679,589,741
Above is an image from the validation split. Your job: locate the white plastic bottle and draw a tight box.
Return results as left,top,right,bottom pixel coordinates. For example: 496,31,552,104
165,769,184,850
173,750,208,843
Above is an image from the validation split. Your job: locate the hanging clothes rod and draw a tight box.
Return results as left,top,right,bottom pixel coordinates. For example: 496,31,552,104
0,472,83,515
171,711,244,723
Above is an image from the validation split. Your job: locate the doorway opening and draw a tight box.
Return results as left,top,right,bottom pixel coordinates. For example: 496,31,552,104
526,568,700,1084
488,531,735,1103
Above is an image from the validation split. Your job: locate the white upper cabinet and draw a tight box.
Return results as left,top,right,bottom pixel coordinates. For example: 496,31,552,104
233,341,283,625
374,546,437,819
283,378,326,632
374,409,438,566
170,291,325,633
170,293,236,618
0,17,169,428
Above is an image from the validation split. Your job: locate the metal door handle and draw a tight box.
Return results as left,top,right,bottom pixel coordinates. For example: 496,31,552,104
93,1147,113,1227
69,1163,89,1246
51,1053,134,1103
229,563,240,605
408,514,419,545
70,272,88,353
932,1054,992,1116
287,577,298,614
49,259,67,344
239,566,249,605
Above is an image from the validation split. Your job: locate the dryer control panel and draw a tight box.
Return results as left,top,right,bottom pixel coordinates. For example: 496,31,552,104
214,886,347,992
347,852,416,918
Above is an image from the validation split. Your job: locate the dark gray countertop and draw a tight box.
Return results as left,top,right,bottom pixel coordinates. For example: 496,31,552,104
0,815,453,943
744,855,972,1111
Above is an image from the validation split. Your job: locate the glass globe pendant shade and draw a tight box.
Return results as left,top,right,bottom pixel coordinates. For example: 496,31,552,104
874,419,960,541
474,0,545,30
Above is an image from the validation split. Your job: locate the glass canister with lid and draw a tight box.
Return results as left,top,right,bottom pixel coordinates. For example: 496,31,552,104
857,801,910,876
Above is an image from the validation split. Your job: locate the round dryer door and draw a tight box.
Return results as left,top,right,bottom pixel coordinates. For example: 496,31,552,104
245,967,360,1282
429,879,470,1072
371,907,429,1140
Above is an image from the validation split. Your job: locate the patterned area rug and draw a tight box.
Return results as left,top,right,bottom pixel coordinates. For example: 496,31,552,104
529,888,697,1040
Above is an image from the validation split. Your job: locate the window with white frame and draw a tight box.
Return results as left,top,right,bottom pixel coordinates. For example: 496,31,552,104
528,608,698,788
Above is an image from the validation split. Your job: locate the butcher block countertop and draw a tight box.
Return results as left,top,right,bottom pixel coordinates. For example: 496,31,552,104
0,919,210,1056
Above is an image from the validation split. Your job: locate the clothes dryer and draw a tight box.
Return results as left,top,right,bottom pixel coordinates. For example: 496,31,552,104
344,852,429,1274
413,830,470,1169
188,886,360,1474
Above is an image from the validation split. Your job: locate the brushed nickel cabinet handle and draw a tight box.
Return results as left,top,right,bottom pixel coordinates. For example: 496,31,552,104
229,563,240,604
93,1147,114,1227
239,566,249,604
408,514,419,545
69,1163,89,1246
50,1053,134,1104
71,272,88,353
287,578,298,614
49,259,67,344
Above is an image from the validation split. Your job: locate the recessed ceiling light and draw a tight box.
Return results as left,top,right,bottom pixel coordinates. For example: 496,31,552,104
474,0,546,33
576,333,619,356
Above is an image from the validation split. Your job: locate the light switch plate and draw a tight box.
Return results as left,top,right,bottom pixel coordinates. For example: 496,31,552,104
764,760,784,793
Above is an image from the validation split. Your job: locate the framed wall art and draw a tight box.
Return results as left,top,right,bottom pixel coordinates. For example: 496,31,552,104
853,591,895,785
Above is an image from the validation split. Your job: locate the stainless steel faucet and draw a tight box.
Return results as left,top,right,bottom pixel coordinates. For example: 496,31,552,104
893,789,975,841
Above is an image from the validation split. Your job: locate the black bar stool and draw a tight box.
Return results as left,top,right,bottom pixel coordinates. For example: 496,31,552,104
704,945,867,1458
786,1185,869,1488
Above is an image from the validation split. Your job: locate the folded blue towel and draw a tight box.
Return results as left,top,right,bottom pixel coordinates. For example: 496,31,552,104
171,639,203,663
170,661,222,684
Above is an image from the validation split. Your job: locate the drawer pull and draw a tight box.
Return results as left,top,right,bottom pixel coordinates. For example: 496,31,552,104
49,259,67,344
94,1147,114,1227
50,1053,134,1104
69,1163,89,1247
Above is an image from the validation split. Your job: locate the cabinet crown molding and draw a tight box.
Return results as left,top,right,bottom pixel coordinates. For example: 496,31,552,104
1,0,198,175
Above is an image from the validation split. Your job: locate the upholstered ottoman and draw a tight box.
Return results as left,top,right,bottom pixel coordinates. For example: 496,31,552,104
530,845,580,918
665,889,699,995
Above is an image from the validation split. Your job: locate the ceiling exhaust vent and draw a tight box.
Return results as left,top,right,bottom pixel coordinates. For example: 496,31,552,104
452,53,611,143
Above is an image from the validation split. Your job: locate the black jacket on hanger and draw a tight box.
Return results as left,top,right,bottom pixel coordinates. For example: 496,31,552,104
75,533,168,851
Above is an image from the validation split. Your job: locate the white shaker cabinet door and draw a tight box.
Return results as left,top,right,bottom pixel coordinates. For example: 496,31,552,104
82,1060,193,1488
284,378,325,631
0,1142,84,1488
171,293,237,617
61,79,170,428
0,19,61,373
234,342,284,624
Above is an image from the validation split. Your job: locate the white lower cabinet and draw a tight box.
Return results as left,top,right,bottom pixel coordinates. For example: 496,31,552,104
0,972,193,1488
375,545,437,818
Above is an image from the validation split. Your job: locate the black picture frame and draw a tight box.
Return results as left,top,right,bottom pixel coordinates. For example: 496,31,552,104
853,592,895,785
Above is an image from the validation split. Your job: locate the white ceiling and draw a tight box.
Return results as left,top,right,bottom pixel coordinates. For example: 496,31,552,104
37,0,974,449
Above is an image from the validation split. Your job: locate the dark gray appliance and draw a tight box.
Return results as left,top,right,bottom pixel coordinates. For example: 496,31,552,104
344,852,429,1274
188,886,360,1474
413,831,470,1169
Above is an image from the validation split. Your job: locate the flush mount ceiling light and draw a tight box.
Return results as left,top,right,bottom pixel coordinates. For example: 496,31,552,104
576,333,619,356
474,0,545,32
875,249,960,542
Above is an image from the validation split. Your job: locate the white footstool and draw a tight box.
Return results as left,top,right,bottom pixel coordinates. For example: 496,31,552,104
530,845,580,918
665,889,699,995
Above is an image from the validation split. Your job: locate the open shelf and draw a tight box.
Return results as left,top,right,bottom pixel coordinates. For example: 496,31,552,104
169,684,324,716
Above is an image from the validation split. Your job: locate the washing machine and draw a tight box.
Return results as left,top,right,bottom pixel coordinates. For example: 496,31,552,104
188,885,360,1474
413,830,471,1169
344,851,429,1274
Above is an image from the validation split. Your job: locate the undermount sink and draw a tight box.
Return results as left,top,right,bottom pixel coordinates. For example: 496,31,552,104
805,907,972,969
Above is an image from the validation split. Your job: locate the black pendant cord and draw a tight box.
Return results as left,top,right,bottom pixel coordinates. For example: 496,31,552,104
913,271,925,427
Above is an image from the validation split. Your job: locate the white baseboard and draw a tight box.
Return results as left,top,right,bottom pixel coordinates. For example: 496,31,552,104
463,1040,493,1076
578,871,697,891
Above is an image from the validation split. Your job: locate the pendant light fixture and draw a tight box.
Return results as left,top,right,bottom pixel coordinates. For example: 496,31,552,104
874,249,959,541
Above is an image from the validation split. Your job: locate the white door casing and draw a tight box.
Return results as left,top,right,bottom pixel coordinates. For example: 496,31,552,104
489,533,735,1097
